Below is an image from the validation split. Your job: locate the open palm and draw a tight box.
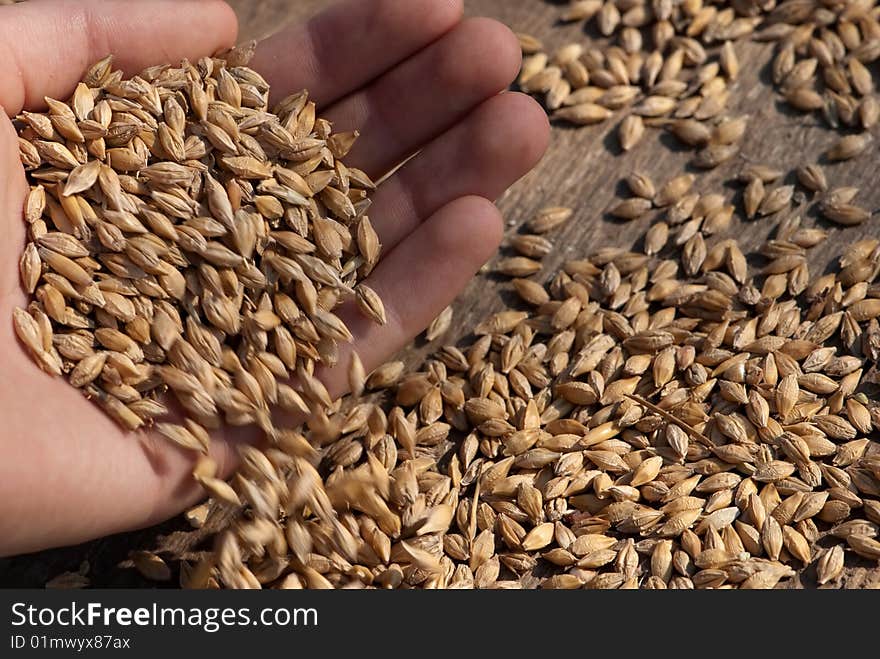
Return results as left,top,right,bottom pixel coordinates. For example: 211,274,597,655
0,0,549,557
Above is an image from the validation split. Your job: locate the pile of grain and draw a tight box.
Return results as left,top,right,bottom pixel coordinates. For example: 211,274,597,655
517,0,751,166
175,161,880,589
14,44,384,511
518,0,880,167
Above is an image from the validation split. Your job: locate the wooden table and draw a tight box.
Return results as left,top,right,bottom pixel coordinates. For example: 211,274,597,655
2,0,878,588
230,0,880,367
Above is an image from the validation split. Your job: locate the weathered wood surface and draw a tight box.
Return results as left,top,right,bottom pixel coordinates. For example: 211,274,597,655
3,0,880,588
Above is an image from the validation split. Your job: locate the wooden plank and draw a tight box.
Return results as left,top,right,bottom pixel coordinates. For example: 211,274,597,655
226,0,880,373
229,0,321,40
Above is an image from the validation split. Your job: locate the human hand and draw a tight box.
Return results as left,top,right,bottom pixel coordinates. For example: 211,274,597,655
0,0,549,556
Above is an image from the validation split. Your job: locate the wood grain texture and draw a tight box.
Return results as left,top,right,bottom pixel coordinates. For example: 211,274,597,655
3,0,879,589
224,0,880,374
229,0,322,40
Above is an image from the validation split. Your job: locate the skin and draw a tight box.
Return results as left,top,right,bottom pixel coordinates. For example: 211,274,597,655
0,0,549,557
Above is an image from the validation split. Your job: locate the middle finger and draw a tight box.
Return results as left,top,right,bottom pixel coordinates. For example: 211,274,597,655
322,17,522,179
366,91,550,252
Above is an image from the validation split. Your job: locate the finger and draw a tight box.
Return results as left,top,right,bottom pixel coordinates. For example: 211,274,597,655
0,0,238,114
251,0,463,107
323,17,522,178
0,117,27,257
370,92,550,250
317,195,504,393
